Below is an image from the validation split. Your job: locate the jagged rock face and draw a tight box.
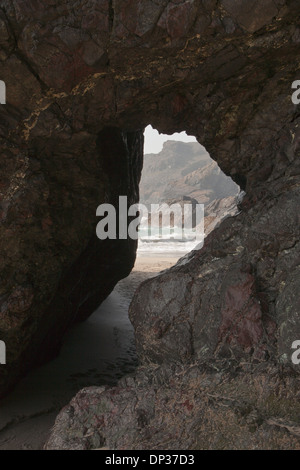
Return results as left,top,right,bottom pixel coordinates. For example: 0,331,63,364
0,0,300,441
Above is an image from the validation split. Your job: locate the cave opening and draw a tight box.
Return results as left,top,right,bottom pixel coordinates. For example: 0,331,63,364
137,125,241,263
0,124,243,450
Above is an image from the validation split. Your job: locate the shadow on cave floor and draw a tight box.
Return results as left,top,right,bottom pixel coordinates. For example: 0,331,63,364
0,254,179,450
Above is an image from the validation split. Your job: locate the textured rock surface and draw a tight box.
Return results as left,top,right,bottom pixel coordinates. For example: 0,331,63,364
46,363,300,450
203,194,240,234
0,0,300,448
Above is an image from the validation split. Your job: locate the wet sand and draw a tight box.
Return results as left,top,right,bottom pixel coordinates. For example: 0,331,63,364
0,253,180,450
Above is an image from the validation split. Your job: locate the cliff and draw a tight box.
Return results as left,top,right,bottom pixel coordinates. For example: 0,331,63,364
140,140,238,206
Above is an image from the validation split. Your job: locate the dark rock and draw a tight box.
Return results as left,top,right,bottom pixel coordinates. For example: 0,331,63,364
221,0,279,33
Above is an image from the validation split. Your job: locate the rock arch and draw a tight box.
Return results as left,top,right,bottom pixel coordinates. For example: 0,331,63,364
0,1,299,406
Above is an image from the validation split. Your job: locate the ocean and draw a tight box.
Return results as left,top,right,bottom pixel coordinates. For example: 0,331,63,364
137,223,204,254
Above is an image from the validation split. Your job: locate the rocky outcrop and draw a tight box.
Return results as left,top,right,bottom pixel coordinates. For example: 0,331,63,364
141,141,238,206
140,140,240,241
0,0,300,449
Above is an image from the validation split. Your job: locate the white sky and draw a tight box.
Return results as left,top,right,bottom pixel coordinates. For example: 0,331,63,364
144,125,197,154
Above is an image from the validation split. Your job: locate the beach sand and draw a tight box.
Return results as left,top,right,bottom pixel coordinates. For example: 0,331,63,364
0,253,180,450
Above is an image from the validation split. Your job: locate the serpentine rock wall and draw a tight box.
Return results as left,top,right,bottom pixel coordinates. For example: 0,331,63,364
0,1,300,448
